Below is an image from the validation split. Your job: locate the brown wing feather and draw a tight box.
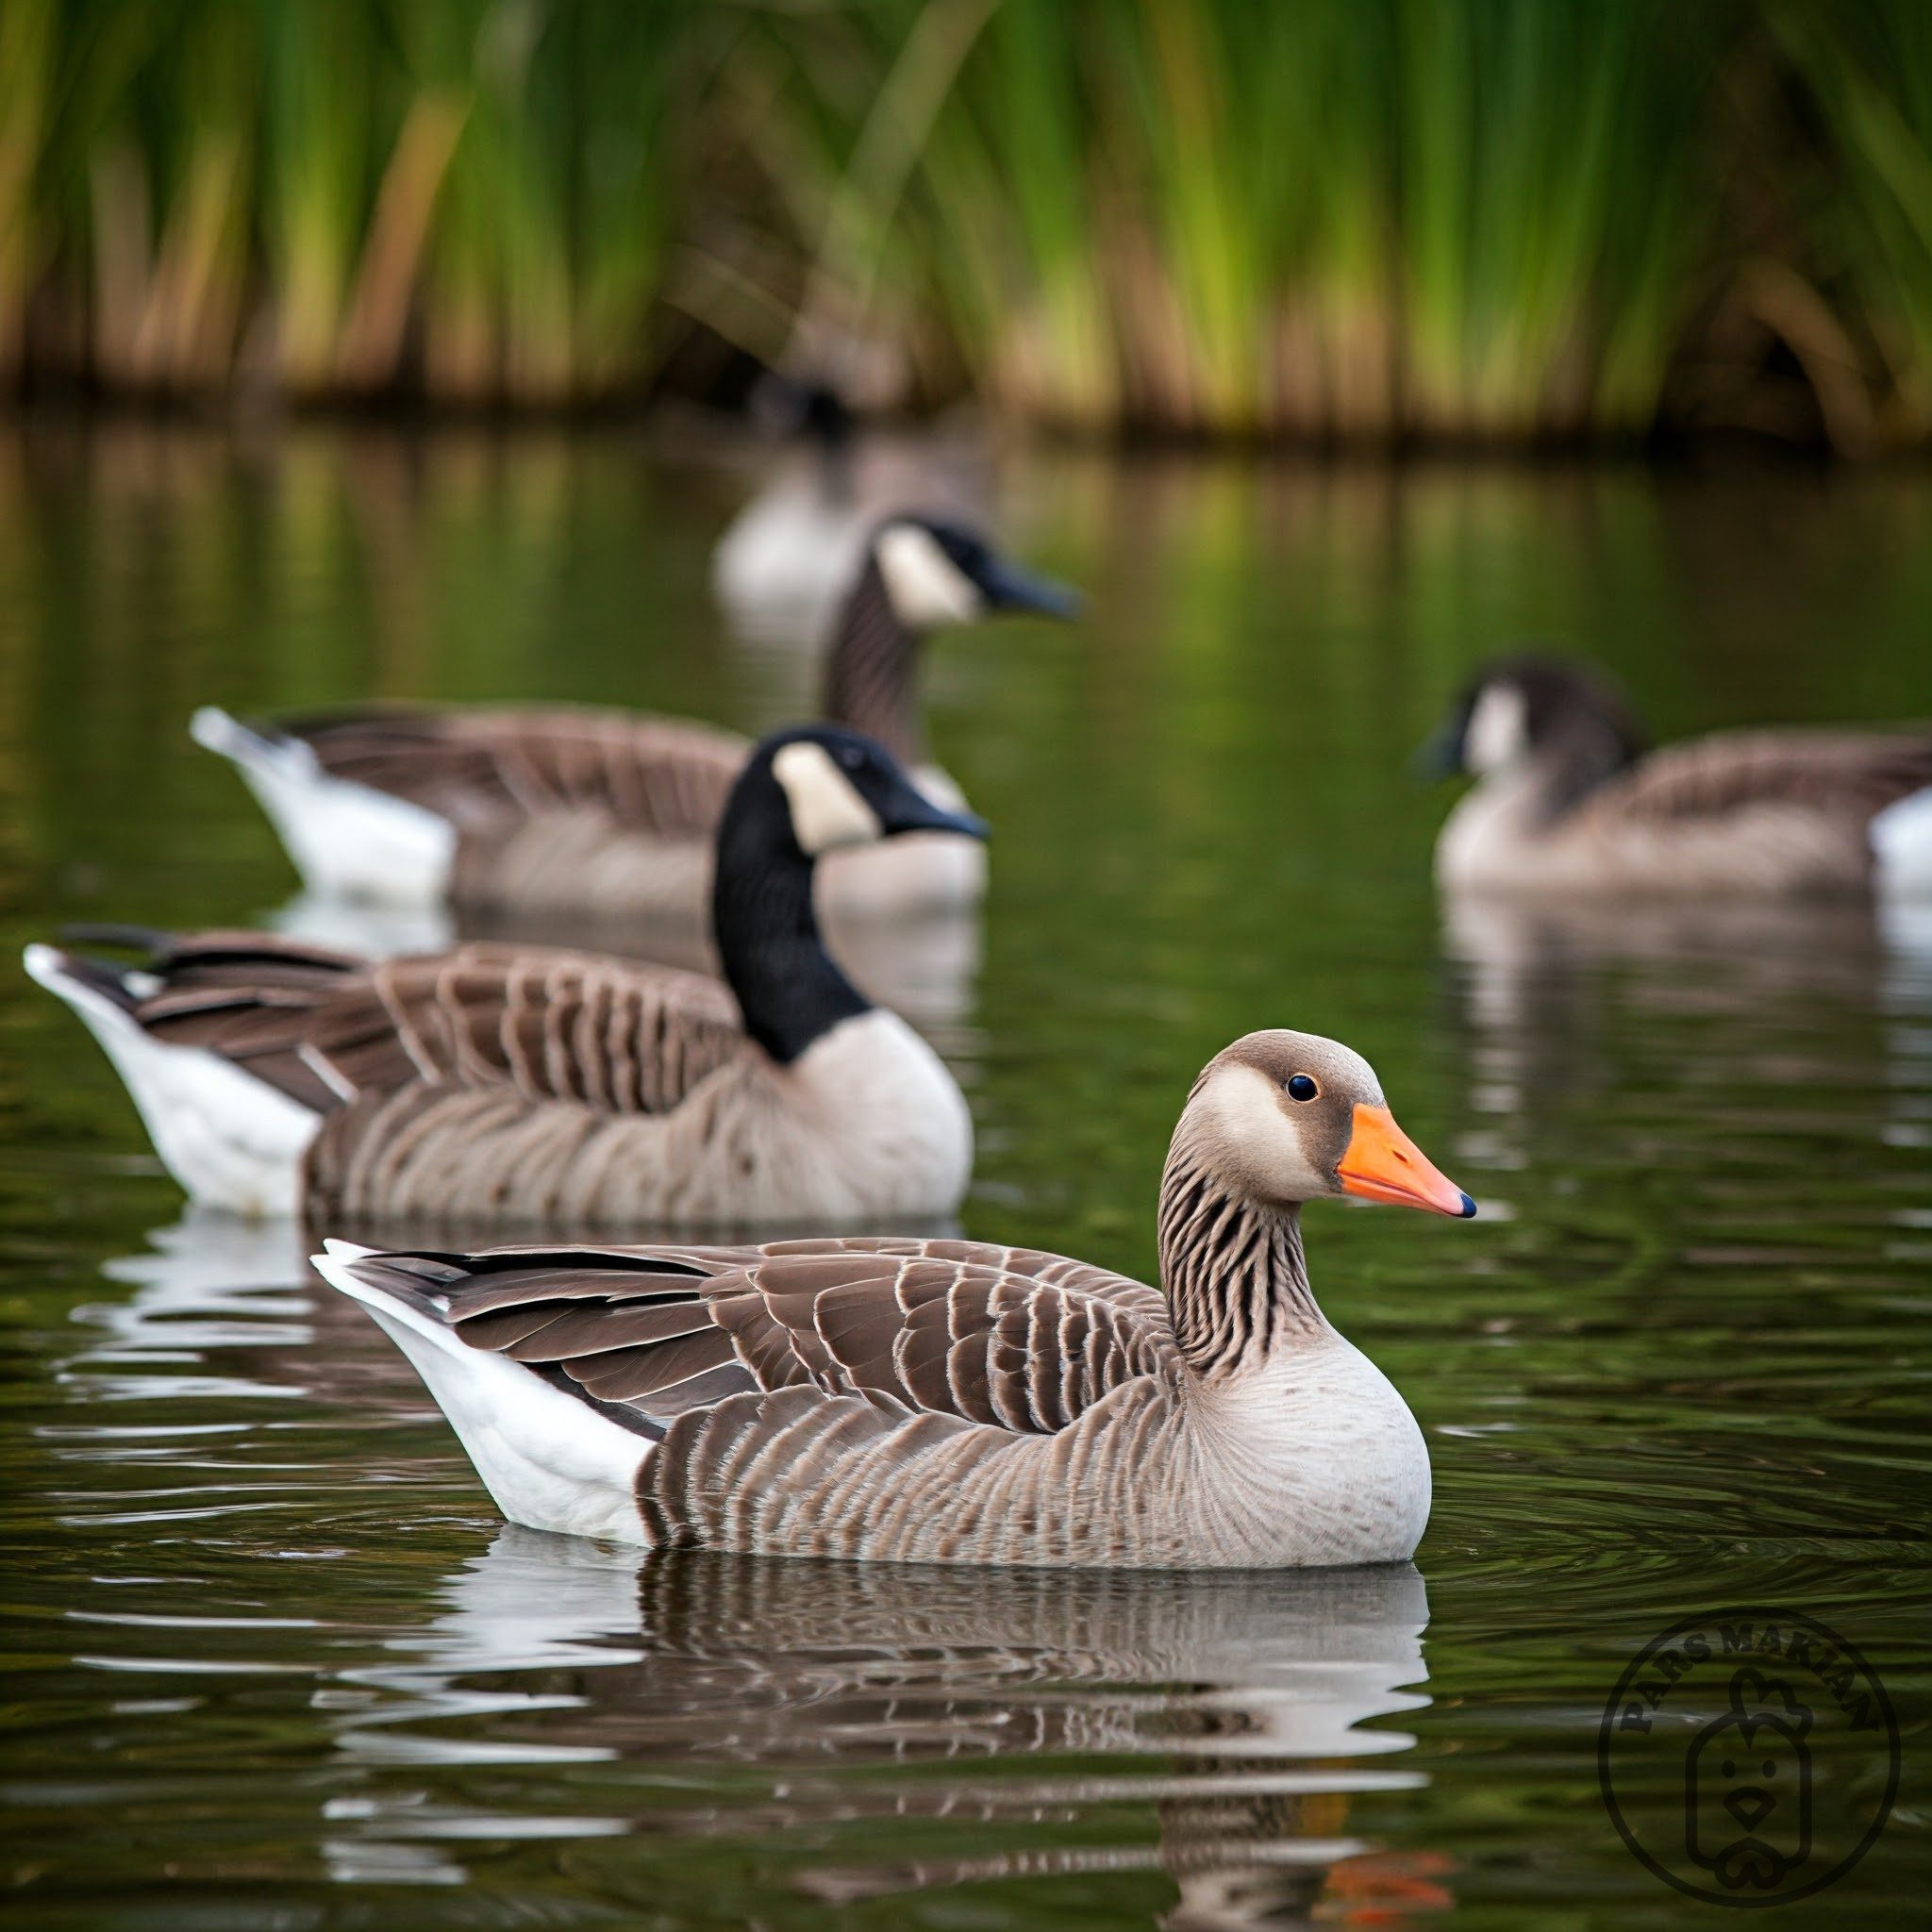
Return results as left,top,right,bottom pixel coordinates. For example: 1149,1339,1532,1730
95,932,747,1117
1590,727,1932,826
353,1236,1177,1440
302,944,745,1111
282,707,749,840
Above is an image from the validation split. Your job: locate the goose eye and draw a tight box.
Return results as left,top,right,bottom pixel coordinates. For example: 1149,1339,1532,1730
1285,1074,1319,1103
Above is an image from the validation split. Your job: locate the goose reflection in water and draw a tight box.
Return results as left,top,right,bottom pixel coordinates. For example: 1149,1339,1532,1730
1441,889,1932,1180
330,1527,1447,1928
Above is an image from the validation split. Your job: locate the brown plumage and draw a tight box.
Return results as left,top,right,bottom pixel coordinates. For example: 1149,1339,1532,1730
194,518,1075,923
319,1029,1476,1568
26,727,987,1227
1431,654,1932,898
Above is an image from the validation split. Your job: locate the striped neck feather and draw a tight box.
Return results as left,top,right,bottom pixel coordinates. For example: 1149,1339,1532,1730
1158,1148,1323,1377
824,558,922,765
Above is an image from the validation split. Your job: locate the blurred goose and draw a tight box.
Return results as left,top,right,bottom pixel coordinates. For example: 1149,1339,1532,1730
711,378,992,647
313,1029,1475,1567
25,726,983,1226
192,514,1074,924
1424,653,1932,899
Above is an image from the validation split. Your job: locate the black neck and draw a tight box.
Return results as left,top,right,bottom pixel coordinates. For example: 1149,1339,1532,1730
710,783,871,1065
1158,1151,1322,1377
824,558,923,765
1525,705,1643,824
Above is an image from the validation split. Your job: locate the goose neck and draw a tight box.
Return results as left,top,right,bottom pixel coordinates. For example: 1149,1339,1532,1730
710,811,869,1066
1158,1150,1325,1378
824,558,923,765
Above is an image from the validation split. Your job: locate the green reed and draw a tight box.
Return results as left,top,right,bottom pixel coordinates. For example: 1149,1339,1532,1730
4,0,1930,447
1770,0,1932,450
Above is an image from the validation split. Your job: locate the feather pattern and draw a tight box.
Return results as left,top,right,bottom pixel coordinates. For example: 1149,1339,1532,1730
113,934,745,1119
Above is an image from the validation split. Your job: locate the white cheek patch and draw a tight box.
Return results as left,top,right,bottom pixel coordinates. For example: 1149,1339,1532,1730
773,741,884,856
876,525,982,628
1196,1064,1333,1203
1464,684,1529,774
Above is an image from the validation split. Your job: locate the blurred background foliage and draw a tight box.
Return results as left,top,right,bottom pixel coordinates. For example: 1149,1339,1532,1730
0,0,1927,452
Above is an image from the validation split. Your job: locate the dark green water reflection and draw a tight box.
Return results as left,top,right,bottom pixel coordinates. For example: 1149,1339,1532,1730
2,424,1927,1927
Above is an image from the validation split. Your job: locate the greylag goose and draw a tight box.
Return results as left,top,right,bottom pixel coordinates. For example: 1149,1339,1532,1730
191,514,1074,924
25,726,984,1226
1424,654,1932,899
313,1030,1475,1567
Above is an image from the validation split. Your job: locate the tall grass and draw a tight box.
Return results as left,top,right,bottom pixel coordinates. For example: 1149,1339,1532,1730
1770,0,1932,449
3,0,1930,448
765,0,1738,441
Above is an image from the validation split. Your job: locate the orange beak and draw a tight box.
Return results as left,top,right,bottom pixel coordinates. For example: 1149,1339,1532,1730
1338,1104,1475,1218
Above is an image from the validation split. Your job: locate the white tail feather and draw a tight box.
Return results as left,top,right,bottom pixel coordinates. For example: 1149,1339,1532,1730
1873,786,1932,902
25,943,317,1215
315,1242,652,1545
192,707,457,908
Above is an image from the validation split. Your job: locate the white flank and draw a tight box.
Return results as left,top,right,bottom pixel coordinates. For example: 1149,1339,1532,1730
25,943,319,1215
1873,785,1932,901
192,707,456,908
315,1241,650,1545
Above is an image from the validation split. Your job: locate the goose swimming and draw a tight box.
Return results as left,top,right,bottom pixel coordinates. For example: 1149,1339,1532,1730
25,726,983,1226
314,1030,1475,1567
191,514,1075,924
1424,653,1932,900
711,378,991,647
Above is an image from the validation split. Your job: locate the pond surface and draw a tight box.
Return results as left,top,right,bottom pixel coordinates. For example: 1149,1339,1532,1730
2,422,1927,1928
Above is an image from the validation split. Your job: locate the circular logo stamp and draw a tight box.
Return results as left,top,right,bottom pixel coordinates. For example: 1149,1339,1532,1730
1599,1606,1899,1906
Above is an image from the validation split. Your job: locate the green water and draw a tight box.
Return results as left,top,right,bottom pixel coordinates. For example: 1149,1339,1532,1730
2,423,1928,1928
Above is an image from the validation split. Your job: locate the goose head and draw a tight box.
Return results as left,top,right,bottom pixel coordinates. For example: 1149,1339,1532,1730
1174,1031,1474,1218
740,724,990,863
713,726,991,1064
869,515,1082,631
1419,653,1646,800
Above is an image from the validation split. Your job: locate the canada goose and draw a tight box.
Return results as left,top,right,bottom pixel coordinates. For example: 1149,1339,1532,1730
191,514,1075,924
1423,653,1932,900
312,1030,1475,1567
25,726,985,1226
712,378,991,648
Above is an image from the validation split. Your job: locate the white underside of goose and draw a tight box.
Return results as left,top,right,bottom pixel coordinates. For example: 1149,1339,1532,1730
192,708,457,908
24,943,319,1215
319,1241,651,1543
